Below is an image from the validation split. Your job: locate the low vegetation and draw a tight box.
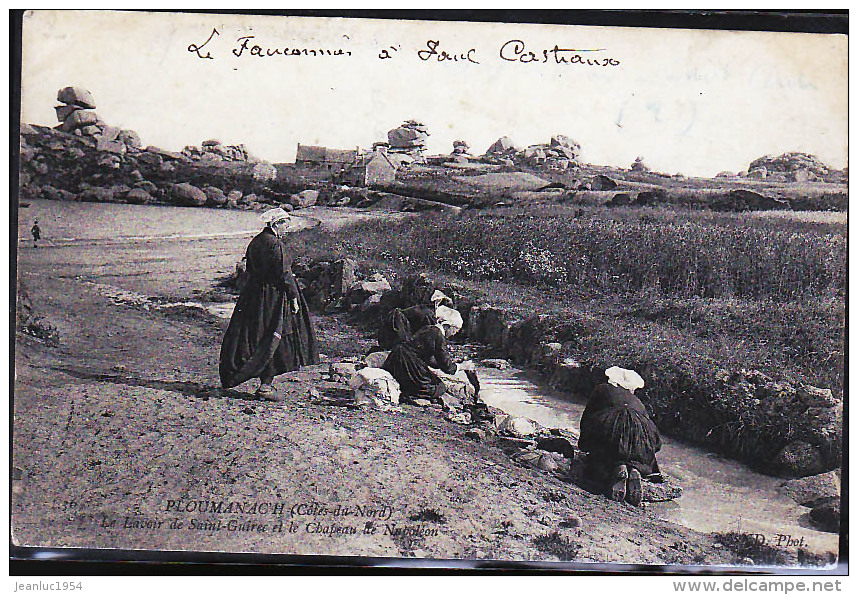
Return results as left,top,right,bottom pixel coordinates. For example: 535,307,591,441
532,531,581,561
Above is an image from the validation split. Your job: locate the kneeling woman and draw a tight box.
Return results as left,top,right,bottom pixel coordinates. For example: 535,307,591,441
578,367,661,506
376,290,452,350
377,303,437,350
219,208,319,397
382,319,462,404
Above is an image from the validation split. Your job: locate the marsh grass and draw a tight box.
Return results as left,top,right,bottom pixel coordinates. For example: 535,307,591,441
284,205,845,394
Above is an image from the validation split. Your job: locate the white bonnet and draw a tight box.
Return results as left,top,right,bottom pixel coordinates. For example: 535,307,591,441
605,366,645,393
430,290,450,305
260,207,291,226
435,305,463,337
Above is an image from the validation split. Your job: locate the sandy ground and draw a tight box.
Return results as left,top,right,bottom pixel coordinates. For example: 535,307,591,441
12,202,749,566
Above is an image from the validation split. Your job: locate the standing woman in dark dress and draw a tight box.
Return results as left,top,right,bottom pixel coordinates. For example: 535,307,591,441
220,208,319,398
578,367,661,507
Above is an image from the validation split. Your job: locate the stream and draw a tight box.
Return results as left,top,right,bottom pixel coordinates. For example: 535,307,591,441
475,364,839,554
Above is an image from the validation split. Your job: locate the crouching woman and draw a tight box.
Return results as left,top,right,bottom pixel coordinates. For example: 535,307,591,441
381,313,467,404
578,366,662,507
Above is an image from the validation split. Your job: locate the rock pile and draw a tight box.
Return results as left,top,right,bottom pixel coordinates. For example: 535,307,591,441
18,122,272,210
287,257,394,315
485,136,518,157
538,134,580,170
54,87,142,156
181,139,258,163
484,134,579,170
746,152,831,182
387,119,429,159
19,85,308,210
631,156,649,172
450,140,472,163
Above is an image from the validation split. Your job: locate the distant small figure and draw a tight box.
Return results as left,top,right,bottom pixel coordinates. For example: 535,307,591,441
31,220,41,247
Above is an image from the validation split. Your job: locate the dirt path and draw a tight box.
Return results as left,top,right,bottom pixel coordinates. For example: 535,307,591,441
12,207,740,566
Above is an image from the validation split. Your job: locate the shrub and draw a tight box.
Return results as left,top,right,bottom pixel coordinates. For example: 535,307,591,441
714,532,790,566
532,531,581,561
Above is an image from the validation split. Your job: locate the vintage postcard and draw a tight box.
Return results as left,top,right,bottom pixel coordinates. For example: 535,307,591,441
11,10,846,571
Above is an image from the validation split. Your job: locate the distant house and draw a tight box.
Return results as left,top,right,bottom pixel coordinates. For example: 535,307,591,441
295,144,358,172
340,148,407,187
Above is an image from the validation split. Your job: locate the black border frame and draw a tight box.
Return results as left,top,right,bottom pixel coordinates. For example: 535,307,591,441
8,8,849,577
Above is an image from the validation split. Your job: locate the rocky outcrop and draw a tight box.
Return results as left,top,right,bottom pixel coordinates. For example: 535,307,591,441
449,140,472,163
748,152,830,180
170,183,207,207
18,121,281,211
809,497,840,533
387,120,429,160
182,139,257,163
484,136,519,157
57,86,97,109
780,471,840,507
53,87,143,156
290,189,319,209
288,258,393,316
631,156,649,172
483,134,579,170
203,186,227,206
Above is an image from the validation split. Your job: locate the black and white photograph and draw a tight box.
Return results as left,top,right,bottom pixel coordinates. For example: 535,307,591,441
10,10,847,573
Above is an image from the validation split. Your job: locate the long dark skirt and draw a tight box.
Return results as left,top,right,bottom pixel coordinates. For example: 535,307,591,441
382,343,444,401
583,406,661,479
219,282,318,389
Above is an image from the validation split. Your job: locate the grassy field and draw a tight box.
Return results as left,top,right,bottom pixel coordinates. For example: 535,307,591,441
286,204,845,396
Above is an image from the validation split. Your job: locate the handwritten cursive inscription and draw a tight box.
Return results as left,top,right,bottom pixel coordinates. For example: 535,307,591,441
378,45,401,60
417,40,479,64
499,39,620,66
232,36,352,58
185,29,621,68
188,28,220,59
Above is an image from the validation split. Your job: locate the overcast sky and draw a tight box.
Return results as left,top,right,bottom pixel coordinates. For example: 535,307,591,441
20,11,848,177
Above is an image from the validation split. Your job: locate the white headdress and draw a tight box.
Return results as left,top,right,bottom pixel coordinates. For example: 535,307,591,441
260,207,291,226
435,305,463,337
430,290,450,306
605,366,645,393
